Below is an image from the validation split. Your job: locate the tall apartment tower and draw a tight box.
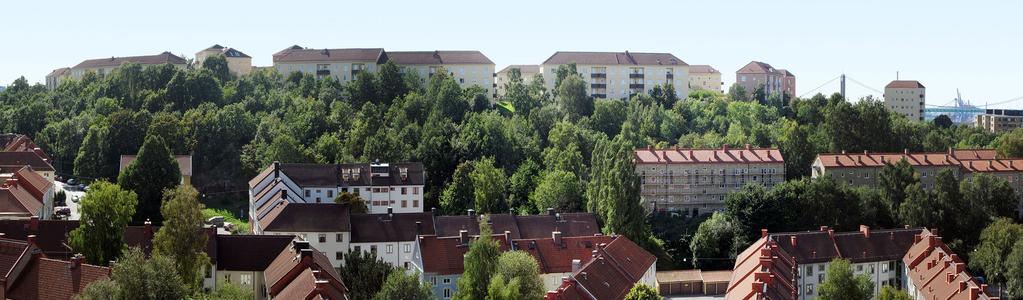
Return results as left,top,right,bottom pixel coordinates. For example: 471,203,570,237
884,80,926,121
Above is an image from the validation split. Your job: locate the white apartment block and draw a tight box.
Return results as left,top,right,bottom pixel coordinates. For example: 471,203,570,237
272,46,386,82
195,44,253,76
386,50,496,98
884,80,926,121
67,51,187,79
688,65,723,92
494,65,540,97
635,145,785,216
540,51,689,100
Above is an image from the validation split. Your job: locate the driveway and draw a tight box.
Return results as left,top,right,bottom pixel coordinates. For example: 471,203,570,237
55,181,84,220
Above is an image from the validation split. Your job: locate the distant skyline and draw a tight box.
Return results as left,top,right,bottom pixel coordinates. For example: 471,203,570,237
3,0,1022,108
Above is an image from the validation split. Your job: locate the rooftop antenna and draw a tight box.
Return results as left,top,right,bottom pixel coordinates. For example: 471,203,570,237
896,71,899,80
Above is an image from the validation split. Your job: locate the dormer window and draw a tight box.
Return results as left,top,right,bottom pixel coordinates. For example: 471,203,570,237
342,168,350,181
400,168,408,181
352,168,361,181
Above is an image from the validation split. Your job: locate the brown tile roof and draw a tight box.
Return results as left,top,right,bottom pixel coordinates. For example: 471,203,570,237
498,64,540,74
349,212,435,243
47,68,71,78
273,46,386,63
434,212,600,240
513,235,612,274
560,236,657,300
903,230,995,300
417,234,511,275
119,155,192,176
386,50,494,65
7,256,110,300
656,269,703,283
0,180,43,217
543,51,687,66
634,146,784,164
736,61,779,74
72,52,186,69
0,220,78,260
815,149,999,168
214,235,295,271
261,203,351,233
265,241,345,298
11,166,52,202
779,69,795,77
0,238,31,282
701,270,732,283
725,237,797,300
0,152,54,172
886,80,925,89
959,159,1023,173
688,65,720,74
768,226,922,264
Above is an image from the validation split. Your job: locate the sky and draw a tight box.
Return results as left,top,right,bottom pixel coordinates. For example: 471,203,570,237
3,0,1022,108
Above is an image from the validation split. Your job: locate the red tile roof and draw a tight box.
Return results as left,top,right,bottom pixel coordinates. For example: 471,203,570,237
7,256,110,300
736,61,779,74
886,80,925,89
725,237,797,300
544,236,657,300
768,226,921,264
0,152,54,172
386,50,494,65
903,230,995,300
959,159,1023,173
273,47,386,64
543,51,687,66
265,241,346,298
634,146,784,164
0,135,43,155
11,166,51,202
0,180,43,217
814,149,998,168
417,234,511,275
72,52,186,69
435,212,600,240
513,235,613,273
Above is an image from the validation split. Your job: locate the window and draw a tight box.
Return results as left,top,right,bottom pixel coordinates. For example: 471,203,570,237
444,288,452,298
386,245,394,253
370,245,377,254
405,244,411,253
413,187,420,195
354,246,361,252
224,274,231,283
413,200,419,208
336,251,344,260
857,265,863,272
432,276,437,285
806,284,814,295
241,274,252,285
402,200,407,208
305,190,311,197
443,278,451,284
806,265,814,276
336,233,344,242
318,234,326,243
328,190,333,197
869,264,875,274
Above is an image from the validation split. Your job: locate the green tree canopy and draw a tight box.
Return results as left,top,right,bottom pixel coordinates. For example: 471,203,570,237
469,157,508,214
818,258,874,300
372,269,434,300
530,170,585,213
339,250,395,300
624,284,661,300
118,134,180,225
493,251,544,300
152,185,209,292
877,285,913,300
70,181,138,265
454,215,501,300
690,212,747,270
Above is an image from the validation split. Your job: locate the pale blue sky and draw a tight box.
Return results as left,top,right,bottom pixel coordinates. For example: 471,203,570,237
3,0,1021,108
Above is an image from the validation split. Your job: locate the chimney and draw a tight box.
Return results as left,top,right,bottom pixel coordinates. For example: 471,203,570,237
509,207,516,215
571,259,582,273
547,208,554,216
144,219,154,242
387,207,393,219
552,231,563,246
555,213,562,222
29,215,38,232
761,229,768,238
71,254,84,292
820,226,829,232
467,209,476,217
928,235,937,247
26,234,36,248
860,225,871,238
904,149,909,155
723,144,729,152
969,287,980,300
948,147,954,156
790,236,797,247
959,281,968,292
504,231,512,248
946,272,956,283
299,248,314,266
828,229,834,238
458,230,469,245
745,144,752,151
431,207,437,215
415,221,422,235
841,150,846,155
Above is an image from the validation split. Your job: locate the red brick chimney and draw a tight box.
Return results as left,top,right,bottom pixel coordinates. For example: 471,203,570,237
969,287,980,300
552,231,563,246
790,236,797,247
26,234,36,247
820,226,829,232
29,215,38,232
860,225,871,239
71,254,83,293
761,229,768,238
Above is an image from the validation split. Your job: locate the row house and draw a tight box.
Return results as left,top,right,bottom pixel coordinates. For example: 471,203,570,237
540,51,689,100
543,236,658,300
411,233,512,299
248,161,425,224
726,226,923,300
634,145,785,215
736,61,795,98
253,202,352,272
688,65,723,92
884,80,926,122
494,65,540,97
433,209,600,240
195,44,253,76
0,150,55,181
903,230,998,300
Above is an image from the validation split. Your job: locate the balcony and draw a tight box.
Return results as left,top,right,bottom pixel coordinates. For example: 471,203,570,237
629,73,645,79
316,70,331,76
591,73,606,78
629,83,645,89
591,93,607,99
591,83,607,89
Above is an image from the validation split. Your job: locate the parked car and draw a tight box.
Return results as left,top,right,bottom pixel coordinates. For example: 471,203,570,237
54,206,71,216
71,196,80,203
67,178,77,186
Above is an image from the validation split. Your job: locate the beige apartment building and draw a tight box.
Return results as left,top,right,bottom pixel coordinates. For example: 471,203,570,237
195,44,253,76
883,80,926,121
688,65,722,92
735,61,795,98
635,145,785,216
494,65,539,97
67,51,187,79
45,67,70,89
976,109,1023,133
272,46,387,82
540,51,689,100
385,50,496,97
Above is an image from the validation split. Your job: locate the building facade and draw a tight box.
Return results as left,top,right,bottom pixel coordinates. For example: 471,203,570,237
976,108,1023,133
903,230,997,300
495,65,540,97
66,51,187,79
688,65,722,92
45,68,70,90
540,51,689,100
195,44,253,76
386,50,495,97
884,80,926,121
635,145,785,215
735,61,795,98
272,46,387,82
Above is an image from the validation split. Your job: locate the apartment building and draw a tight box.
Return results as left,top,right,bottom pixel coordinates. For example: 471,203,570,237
884,80,926,121
386,50,496,97
976,108,1023,133
688,65,722,92
195,44,253,76
736,61,795,98
45,68,70,89
272,46,387,82
348,211,435,271
635,145,786,215
903,230,997,300
413,233,512,299
726,226,923,300
252,202,352,271
543,236,658,300
66,51,187,80
495,65,540,97
540,51,689,100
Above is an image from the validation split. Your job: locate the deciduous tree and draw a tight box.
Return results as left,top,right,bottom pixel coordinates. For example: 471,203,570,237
818,258,874,300
70,181,138,265
153,185,209,292
117,135,180,225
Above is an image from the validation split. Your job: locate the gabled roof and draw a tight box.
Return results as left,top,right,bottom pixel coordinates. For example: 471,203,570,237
7,256,110,300
959,159,1023,173
386,50,494,65
260,203,351,233
736,61,778,74
264,241,345,298
416,234,511,275
768,226,921,264
349,212,435,243
886,80,925,89
0,152,54,172
215,235,295,271
72,52,186,69
903,230,996,300
273,47,386,64
434,212,600,240
513,235,613,273
47,68,70,78
10,166,52,203
634,146,784,164
815,149,998,168
543,51,687,66
497,65,540,74
0,180,43,217
688,65,720,74
725,237,797,300
547,236,657,300
119,155,192,176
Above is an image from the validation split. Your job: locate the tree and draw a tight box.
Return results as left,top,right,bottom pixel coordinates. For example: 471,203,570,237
691,212,747,270
202,282,254,300
334,192,368,213
818,258,874,300
587,135,651,243
441,161,476,215
485,274,523,300
995,128,1023,159
469,157,508,214
74,124,108,180
877,159,917,223
624,284,660,300
557,74,591,121
377,61,408,105
508,159,541,213
960,173,1018,220
454,215,501,300
898,183,939,228
724,183,790,241
877,285,913,300
933,115,953,129
110,248,188,300
494,251,544,300
75,278,119,300
201,54,232,83
373,270,434,300
530,170,585,213
970,219,1023,287
70,181,138,265
153,185,209,292
339,250,395,300
117,134,180,225
1006,240,1023,299
727,83,748,101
